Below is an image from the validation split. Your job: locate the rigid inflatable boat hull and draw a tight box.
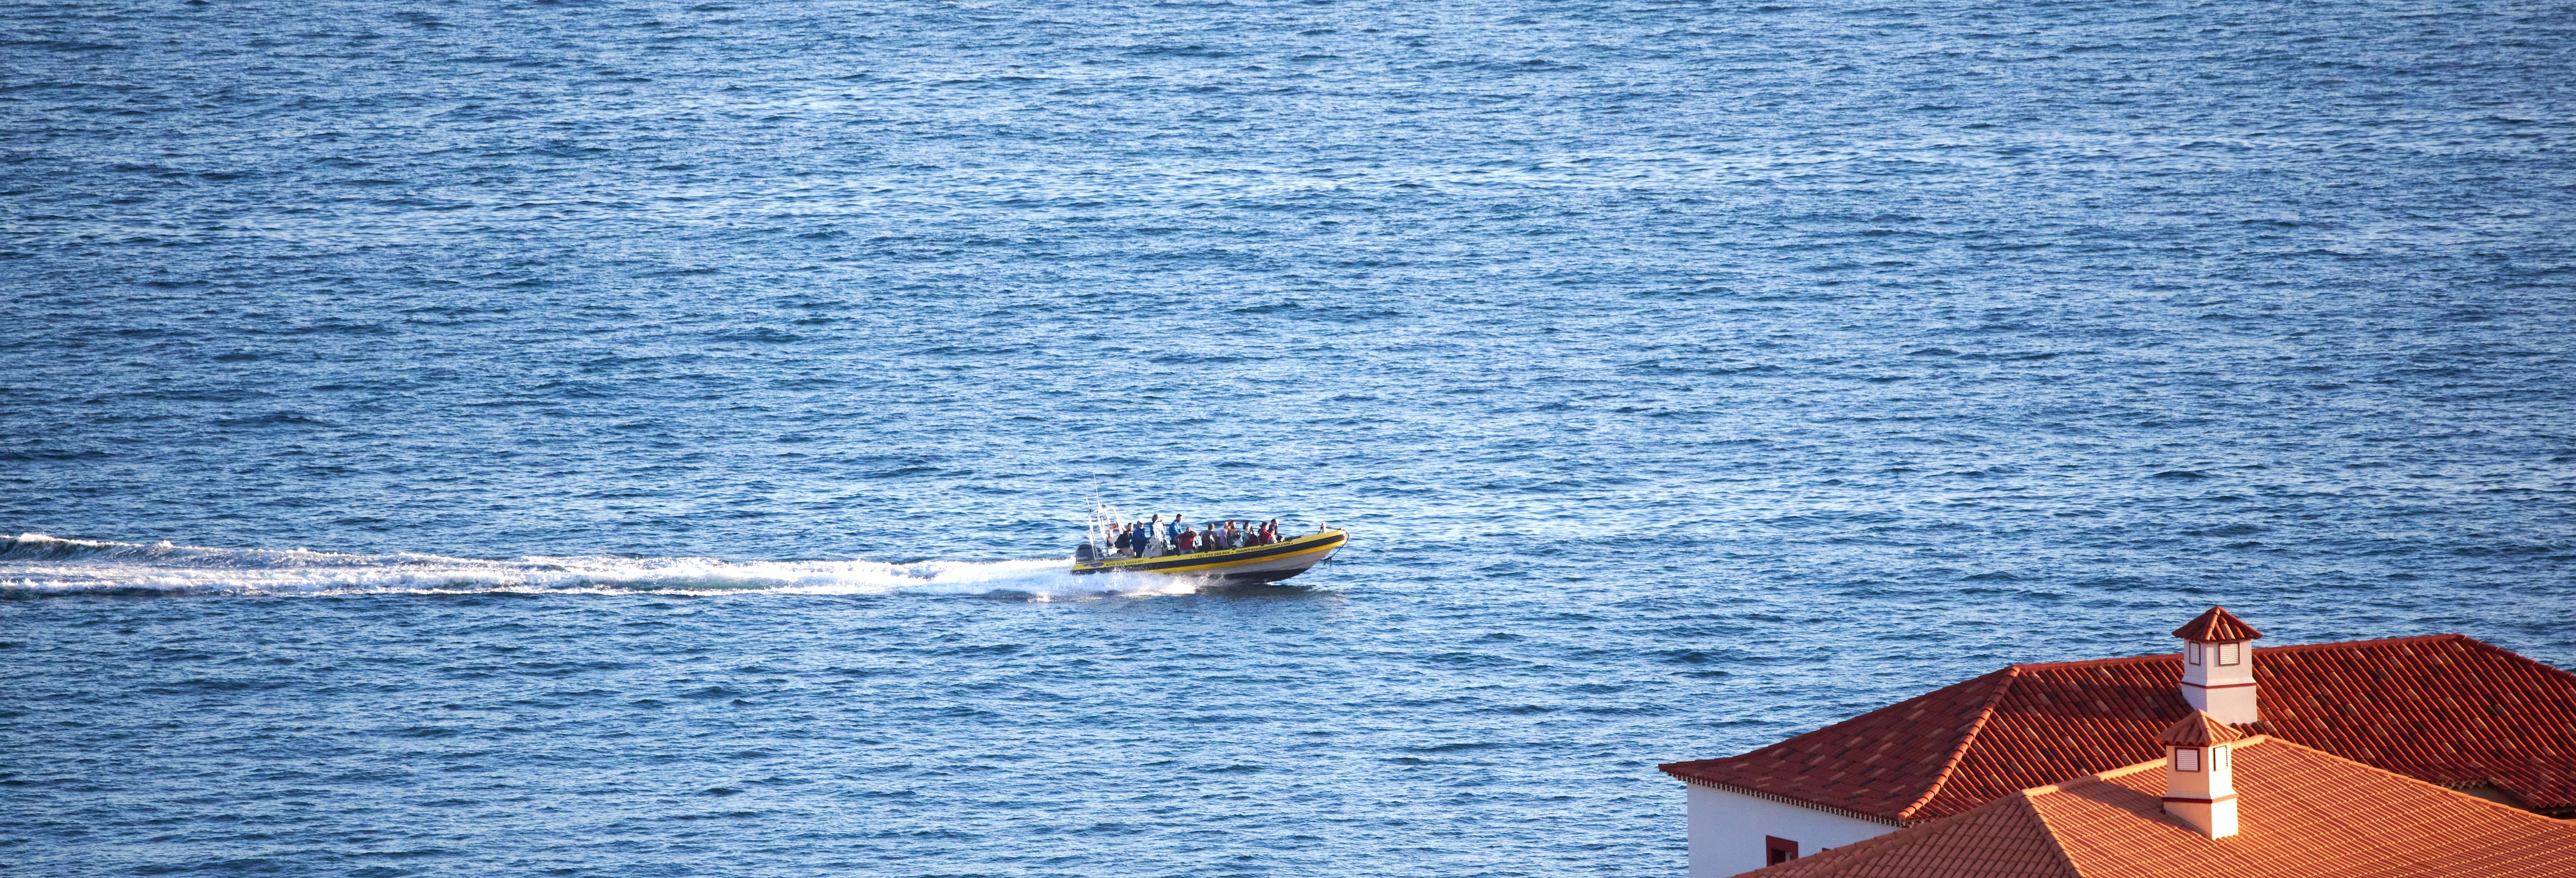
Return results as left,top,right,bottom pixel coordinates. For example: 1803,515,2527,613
1071,529,1346,583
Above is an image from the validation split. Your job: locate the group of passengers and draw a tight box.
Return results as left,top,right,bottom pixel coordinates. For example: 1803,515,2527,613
1101,515,1284,559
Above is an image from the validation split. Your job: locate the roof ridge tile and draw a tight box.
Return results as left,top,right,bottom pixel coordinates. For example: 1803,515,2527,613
2445,633,2576,682
2003,787,2091,878
2248,632,2463,655
2158,711,2250,747
2173,606,2265,642
1893,665,2021,822
2009,652,2172,671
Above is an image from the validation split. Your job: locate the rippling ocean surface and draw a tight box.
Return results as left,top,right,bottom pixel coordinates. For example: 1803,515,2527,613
5,0,2573,874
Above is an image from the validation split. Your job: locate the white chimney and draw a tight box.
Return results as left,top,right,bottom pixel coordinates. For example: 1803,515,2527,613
2173,606,2263,725
2158,711,2245,839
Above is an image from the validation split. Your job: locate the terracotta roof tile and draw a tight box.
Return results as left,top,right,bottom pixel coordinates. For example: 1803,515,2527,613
2172,606,2264,642
1661,633,2576,820
2155,712,2246,747
1744,793,2080,878
1731,737,2576,878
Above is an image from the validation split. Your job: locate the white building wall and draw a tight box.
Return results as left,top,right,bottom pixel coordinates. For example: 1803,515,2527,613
2178,640,2261,724
1686,784,1897,878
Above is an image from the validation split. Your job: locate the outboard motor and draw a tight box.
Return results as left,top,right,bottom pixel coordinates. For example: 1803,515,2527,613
1075,543,1095,562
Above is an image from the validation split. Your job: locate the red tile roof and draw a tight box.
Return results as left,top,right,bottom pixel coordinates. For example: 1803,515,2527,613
1748,788,2083,878
2172,606,2264,642
1733,736,2576,878
2155,712,2245,747
1660,633,2576,821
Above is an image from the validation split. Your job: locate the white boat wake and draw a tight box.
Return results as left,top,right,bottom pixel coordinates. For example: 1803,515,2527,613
0,533,1208,600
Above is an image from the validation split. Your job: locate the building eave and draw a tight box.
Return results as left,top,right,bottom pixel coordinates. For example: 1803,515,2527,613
1664,773,1908,827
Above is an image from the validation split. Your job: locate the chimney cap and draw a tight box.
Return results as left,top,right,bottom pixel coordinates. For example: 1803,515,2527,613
2158,711,2249,747
2172,606,2264,643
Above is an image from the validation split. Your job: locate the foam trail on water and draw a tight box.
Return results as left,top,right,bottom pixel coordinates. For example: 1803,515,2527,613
0,533,1204,600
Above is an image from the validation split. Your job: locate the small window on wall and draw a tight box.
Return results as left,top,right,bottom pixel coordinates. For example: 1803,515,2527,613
2187,644,2201,665
2174,747,2201,772
2219,642,2242,666
2211,745,2227,771
1766,836,1799,865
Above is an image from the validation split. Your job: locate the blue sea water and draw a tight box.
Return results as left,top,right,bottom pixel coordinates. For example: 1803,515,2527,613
4,0,2574,874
